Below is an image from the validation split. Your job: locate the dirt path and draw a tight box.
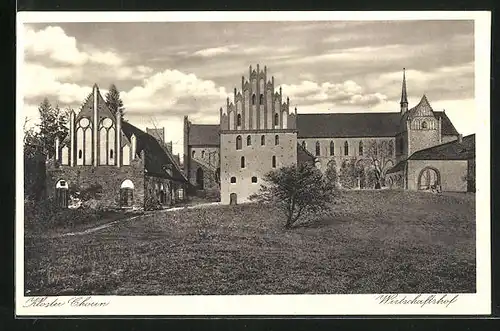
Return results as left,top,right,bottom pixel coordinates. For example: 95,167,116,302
56,202,221,238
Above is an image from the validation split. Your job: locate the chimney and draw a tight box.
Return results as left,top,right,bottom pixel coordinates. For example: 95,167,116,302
458,134,463,143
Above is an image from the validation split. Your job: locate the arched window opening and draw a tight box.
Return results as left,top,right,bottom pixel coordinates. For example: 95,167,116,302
344,141,349,156
247,135,252,146
241,156,245,168
261,135,265,146
201,150,205,158
302,141,307,149
259,94,264,105
109,149,114,159
236,135,242,150
421,121,428,129
315,141,321,156
272,155,276,168
120,180,134,208
274,113,279,126
251,176,258,183
55,179,69,208
237,113,242,127
275,135,279,145
230,177,236,184
359,141,363,156
330,141,335,156
78,150,83,159
252,94,256,105
192,150,195,158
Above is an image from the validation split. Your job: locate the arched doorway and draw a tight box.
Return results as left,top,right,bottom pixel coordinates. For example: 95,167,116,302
196,167,204,190
120,179,134,207
230,193,237,205
418,167,441,191
55,179,69,208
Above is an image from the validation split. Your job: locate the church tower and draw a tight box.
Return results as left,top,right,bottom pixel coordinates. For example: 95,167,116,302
219,65,298,205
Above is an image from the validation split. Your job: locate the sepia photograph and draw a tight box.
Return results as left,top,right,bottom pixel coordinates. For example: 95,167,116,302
16,11,491,315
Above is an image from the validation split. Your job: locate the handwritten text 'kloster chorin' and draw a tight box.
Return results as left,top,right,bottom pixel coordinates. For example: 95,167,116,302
376,294,459,308
23,296,110,308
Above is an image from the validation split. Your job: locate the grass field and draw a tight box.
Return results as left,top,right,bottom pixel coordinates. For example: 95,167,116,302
24,190,476,295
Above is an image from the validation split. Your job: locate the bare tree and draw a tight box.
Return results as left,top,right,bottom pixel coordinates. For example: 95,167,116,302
364,139,395,189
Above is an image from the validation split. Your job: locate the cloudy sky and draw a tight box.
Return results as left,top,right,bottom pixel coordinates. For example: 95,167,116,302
21,20,475,156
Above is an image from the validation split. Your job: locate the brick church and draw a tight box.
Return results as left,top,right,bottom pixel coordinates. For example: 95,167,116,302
46,84,188,209
183,65,476,205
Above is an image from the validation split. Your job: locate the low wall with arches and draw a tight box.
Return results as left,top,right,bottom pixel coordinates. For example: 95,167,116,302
46,157,146,209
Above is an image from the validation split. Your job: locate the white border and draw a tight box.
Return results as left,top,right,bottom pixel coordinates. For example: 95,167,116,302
16,11,491,316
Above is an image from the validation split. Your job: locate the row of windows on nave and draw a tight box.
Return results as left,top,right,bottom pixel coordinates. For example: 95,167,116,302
302,140,378,157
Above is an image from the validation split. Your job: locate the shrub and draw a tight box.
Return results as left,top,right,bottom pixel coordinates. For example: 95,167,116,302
250,163,336,229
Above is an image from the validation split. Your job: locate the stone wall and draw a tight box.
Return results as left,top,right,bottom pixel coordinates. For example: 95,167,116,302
46,156,145,209
407,159,468,192
220,131,297,204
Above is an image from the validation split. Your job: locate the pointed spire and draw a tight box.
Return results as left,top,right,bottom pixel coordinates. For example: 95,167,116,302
400,68,408,104
400,68,408,114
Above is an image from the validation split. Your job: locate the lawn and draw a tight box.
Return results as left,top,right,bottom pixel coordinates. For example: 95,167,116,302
24,190,476,295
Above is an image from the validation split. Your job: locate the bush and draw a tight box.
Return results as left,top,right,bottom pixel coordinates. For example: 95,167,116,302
24,198,101,233
144,195,162,211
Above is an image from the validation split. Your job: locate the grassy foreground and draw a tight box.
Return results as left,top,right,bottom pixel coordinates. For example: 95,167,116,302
24,190,476,295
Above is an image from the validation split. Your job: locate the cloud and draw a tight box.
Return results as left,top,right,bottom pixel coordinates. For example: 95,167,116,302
282,79,388,108
24,25,124,66
192,45,238,57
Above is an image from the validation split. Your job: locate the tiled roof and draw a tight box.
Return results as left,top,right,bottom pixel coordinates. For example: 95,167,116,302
434,111,459,136
409,134,475,161
188,124,220,146
296,113,402,138
386,160,407,174
295,110,458,138
297,143,316,165
121,121,188,182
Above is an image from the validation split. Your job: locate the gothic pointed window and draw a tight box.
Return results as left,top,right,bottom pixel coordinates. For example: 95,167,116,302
247,135,252,146
252,94,256,105
302,141,306,149
261,135,265,146
192,150,195,158
275,135,279,145
421,121,428,129
330,141,334,156
359,141,363,156
259,94,264,105
236,135,242,150
344,141,349,156
237,113,242,127
315,141,320,156
274,113,279,126
241,156,245,168
272,155,276,168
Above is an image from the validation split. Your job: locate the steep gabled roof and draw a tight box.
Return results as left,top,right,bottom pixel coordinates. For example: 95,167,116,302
434,111,460,136
188,124,220,146
296,112,402,138
409,134,475,161
121,121,188,183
